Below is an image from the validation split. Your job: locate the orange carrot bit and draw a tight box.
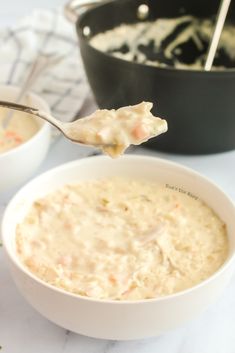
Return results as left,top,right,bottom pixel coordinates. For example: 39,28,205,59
64,222,72,230
5,130,17,138
108,274,117,284
14,136,23,143
131,123,149,140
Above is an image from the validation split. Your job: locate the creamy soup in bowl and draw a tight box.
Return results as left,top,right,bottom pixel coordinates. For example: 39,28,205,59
0,85,51,192
0,109,39,154
2,155,235,339
16,177,228,301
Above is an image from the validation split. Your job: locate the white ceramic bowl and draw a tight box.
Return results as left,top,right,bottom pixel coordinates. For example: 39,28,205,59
0,85,51,192
2,155,235,340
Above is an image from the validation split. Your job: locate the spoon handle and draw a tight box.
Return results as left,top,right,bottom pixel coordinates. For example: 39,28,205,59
204,0,231,71
0,100,64,133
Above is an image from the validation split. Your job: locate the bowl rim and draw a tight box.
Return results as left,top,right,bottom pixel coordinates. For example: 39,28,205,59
2,154,235,305
0,84,51,159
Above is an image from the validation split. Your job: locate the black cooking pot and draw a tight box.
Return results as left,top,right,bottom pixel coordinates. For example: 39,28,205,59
65,0,235,154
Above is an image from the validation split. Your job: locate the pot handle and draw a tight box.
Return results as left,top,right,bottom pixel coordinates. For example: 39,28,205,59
64,0,104,23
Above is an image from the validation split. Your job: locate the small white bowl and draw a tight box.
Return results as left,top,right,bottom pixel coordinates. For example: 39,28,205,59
2,155,235,340
0,85,51,192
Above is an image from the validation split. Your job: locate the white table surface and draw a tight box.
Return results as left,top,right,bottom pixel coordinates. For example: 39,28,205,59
1,2,235,353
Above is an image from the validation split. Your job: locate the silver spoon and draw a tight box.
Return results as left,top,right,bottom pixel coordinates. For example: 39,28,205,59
204,0,231,71
0,100,115,148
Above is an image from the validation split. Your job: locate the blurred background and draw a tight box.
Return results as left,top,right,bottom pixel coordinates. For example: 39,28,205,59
0,0,65,26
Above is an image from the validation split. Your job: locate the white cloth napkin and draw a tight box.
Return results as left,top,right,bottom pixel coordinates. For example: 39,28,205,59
0,8,89,122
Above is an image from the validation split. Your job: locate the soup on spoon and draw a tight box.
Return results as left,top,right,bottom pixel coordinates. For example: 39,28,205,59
0,101,168,157
64,102,168,157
